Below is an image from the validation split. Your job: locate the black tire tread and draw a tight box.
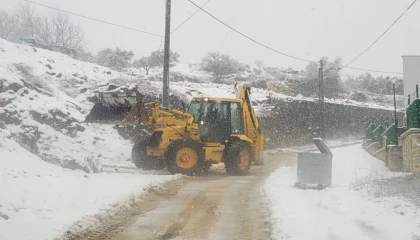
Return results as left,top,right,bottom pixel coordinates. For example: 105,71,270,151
224,141,252,175
131,140,162,170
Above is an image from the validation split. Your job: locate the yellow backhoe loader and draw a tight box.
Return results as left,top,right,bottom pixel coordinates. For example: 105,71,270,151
127,86,264,175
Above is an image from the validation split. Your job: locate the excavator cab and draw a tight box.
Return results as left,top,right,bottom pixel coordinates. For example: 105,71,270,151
188,100,240,143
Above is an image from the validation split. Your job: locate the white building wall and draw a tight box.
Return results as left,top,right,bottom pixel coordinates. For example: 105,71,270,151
402,56,420,106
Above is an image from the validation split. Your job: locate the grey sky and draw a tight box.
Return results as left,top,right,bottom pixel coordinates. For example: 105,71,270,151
3,0,420,77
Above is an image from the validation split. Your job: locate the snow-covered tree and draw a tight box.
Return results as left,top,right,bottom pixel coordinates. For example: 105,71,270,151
0,10,19,40
201,52,243,82
46,12,85,49
296,57,344,98
150,50,180,67
132,50,180,75
254,59,265,73
74,47,95,63
345,73,403,95
14,2,40,40
133,57,154,75
0,3,86,54
96,48,134,71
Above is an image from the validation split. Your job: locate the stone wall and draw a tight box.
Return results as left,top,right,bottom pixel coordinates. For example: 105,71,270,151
259,99,403,149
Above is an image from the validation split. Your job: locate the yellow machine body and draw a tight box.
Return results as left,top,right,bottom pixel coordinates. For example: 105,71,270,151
127,86,264,174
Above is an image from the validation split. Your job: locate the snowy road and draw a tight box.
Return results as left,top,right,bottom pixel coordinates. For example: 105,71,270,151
59,152,296,240
56,145,420,240
3,139,419,240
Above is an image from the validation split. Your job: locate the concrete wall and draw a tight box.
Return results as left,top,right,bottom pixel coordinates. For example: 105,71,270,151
402,56,420,106
259,99,403,149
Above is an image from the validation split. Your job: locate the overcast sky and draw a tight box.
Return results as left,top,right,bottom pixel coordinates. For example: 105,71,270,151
3,0,420,77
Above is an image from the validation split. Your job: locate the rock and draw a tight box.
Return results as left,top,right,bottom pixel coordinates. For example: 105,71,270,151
0,212,9,220
79,88,88,93
60,155,102,173
6,82,24,92
30,109,85,136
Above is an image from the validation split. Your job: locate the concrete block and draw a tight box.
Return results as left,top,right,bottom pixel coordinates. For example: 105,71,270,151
362,139,373,149
366,142,380,155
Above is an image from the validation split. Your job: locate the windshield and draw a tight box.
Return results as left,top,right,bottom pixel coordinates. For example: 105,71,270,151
1,1,419,240
186,100,202,123
187,100,229,123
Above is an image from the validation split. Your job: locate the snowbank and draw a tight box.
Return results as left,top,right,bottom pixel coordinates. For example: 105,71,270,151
264,145,419,239
0,129,178,240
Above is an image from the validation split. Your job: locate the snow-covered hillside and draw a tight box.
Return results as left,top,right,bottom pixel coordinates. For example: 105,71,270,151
0,37,139,168
0,37,179,239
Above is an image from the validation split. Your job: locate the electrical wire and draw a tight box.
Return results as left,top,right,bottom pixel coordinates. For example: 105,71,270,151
188,0,404,75
24,0,162,37
187,0,316,63
26,0,405,75
171,0,212,34
158,36,163,51
343,0,418,67
342,66,402,75
188,0,404,74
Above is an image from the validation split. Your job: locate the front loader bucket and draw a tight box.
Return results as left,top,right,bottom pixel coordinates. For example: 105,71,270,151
123,102,151,124
85,83,187,122
85,84,140,122
295,138,333,190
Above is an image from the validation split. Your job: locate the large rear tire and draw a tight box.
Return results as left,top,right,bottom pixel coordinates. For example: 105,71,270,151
132,140,163,170
224,141,252,175
165,139,204,175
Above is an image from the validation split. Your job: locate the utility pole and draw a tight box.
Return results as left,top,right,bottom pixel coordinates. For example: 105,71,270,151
319,60,325,139
393,82,398,126
162,0,171,107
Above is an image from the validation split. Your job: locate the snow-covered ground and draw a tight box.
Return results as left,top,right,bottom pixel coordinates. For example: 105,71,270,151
0,129,179,240
0,35,180,240
264,145,419,240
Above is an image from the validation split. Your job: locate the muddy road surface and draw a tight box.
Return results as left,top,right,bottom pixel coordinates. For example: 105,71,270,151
63,152,296,240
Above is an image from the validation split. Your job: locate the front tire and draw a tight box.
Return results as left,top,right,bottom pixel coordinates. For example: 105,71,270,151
132,140,162,170
165,139,204,175
224,141,252,175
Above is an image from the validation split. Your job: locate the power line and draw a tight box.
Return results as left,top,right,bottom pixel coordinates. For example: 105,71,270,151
187,0,315,63
188,0,403,75
159,36,163,51
171,0,212,34
26,0,405,75
343,66,402,75
24,0,162,37
343,0,418,67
